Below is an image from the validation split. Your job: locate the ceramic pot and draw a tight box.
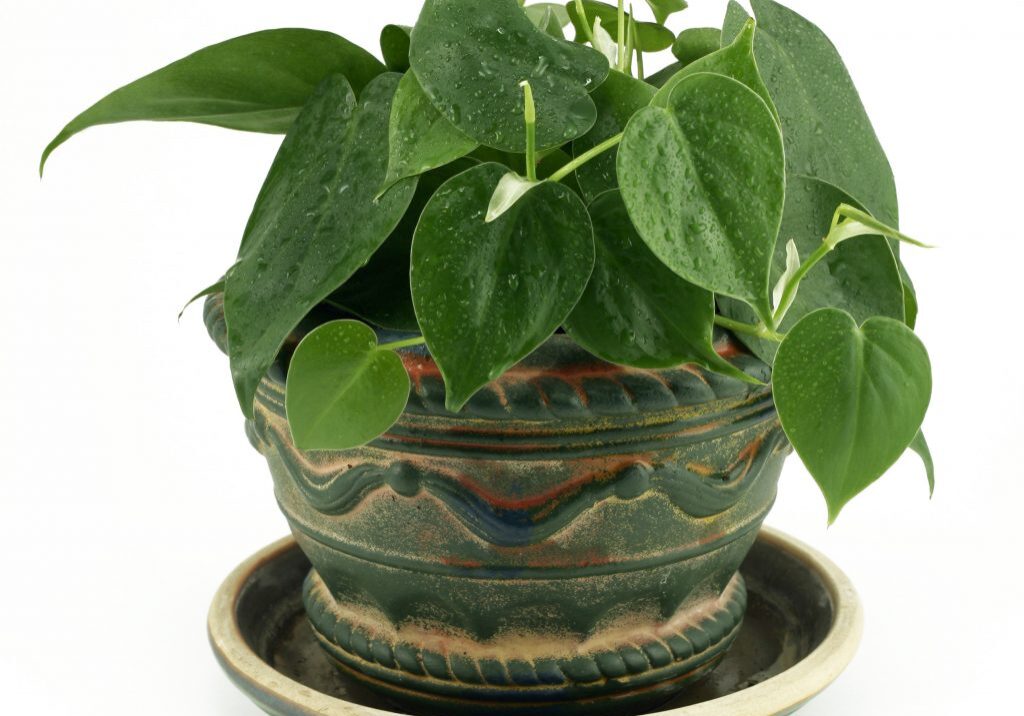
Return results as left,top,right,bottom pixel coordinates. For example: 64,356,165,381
205,296,788,715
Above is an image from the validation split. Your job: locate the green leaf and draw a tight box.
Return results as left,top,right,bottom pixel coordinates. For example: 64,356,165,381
178,278,226,321
225,74,417,417
719,176,905,363
40,29,385,174
382,71,478,191
565,190,752,381
723,0,898,228
285,321,410,451
646,0,688,26
380,25,412,72
618,72,785,319
410,0,608,152
773,309,932,522
329,159,477,332
671,27,722,67
524,4,572,37
653,18,778,125
909,431,935,497
566,1,676,52
411,163,594,410
572,70,655,202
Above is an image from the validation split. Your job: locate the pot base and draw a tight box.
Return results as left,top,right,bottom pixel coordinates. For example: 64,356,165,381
209,528,863,716
304,569,746,715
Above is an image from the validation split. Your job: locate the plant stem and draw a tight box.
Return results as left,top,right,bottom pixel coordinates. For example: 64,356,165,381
519,81,538,182
631,7,644,79
714,315,785,343
772,241,832,325
379,336,426,351
624,8,637,76
548,131,624,183
575,0,595,43
617,0,627,72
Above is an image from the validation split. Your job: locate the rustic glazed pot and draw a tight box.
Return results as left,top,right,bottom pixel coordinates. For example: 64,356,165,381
205,296,788,715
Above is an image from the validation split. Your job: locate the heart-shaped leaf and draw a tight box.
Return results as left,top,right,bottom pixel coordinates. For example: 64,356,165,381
410,0,609,152
671,27,722,67
286,321,410,451
618,72,785,319
646,0,688,26
225,73,417,417
567,1,676,51
380,25,412,71
653,18,777,125
718,175,905,363
572,70,655,202
411,163,594,410
330,159,477,332
773,309,932,521
382,71,478,191
41,29,385,173
565,190,751,380
723,0,897,227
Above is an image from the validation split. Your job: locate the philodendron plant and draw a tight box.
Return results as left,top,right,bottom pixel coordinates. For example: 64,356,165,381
43,0,934,522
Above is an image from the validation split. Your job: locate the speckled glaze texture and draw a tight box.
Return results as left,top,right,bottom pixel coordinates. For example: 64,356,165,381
205,296,789,715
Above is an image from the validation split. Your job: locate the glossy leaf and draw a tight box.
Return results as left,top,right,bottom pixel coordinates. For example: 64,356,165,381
330,159,476,331
411,163,594,410
671,27,722,67
653,18,778,124
646,0,688,26
565,190,750,379
618,72,785,319
773,309,932,522
723,0,897,227
41,29,385,173
572,70,655,202
410,0,609,152
909,431,935,496
225,74,417,417
719,176,905,363
566,1,676,52
285,321,410,451
380,25,412,71
382,71,477,191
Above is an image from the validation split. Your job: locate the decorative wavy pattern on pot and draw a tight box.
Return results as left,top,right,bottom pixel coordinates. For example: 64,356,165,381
203,293,789,713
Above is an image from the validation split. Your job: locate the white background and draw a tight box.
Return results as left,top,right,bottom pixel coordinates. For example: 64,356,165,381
1,0,1021,713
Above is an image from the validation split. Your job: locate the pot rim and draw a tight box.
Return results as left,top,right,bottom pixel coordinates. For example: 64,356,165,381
208,528,863,716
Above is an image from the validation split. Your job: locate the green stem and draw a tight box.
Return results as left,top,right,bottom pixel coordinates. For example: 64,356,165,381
714,315,785,343
379,336,426,351
617,0,627,72
548,131,624,183
519,81,538,182
575,0,595,43
624,7,637,76
631,8,644,79
772,241,832,326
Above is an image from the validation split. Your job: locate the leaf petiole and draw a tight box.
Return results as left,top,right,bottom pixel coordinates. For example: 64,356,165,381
617,0,627,72
548,131,624,183
575,0,595,43
714,315,785,343
772,203,932,326
379,336,426,351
